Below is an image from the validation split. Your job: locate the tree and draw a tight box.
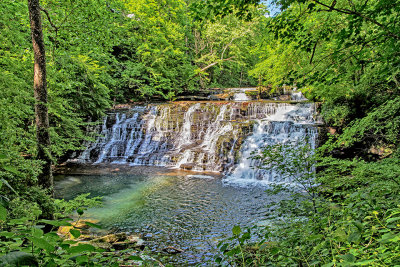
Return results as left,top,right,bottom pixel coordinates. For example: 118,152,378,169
27,0,53,193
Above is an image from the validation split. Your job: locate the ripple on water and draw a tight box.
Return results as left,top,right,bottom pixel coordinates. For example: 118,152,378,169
55,167,279,265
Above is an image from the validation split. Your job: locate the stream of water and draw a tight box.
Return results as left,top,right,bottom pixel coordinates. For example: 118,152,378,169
56,98,319,265
55,168,279,265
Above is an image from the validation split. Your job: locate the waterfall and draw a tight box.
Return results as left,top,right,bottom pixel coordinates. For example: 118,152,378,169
232,88,254,101
224,104,318,186
77,101,319,184
291,89,307,101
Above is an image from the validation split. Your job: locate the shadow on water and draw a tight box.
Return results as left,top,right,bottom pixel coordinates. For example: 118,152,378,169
55,166,280,265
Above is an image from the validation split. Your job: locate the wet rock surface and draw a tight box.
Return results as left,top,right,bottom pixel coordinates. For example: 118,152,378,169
73,101,318,175
58,222,145,251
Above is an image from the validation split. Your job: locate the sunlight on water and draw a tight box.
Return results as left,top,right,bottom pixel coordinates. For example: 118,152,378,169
55,168,278,265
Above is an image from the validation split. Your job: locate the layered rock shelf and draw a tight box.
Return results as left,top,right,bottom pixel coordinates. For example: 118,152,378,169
75,100,319,179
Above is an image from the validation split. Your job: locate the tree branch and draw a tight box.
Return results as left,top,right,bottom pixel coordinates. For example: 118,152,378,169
200,56,235,72
309,41,318,64
40,7,58,32
308,36,380,74
311,0,400,40
221,37,239,60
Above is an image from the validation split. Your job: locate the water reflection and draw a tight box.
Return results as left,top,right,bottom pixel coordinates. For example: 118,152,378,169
55,167,276,265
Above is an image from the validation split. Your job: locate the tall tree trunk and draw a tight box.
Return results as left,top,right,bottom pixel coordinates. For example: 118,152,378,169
28,0,53,194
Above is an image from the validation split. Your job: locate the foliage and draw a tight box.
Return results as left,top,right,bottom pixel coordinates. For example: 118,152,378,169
251,0,400,131
0,178,147,266
330,96,400,151
190,0,259,21
192,10,261,88
0,200,121,266
114,0,196,100
217,142,400,266
214,1,400,264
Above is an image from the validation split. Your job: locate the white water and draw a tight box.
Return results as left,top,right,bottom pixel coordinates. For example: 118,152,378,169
233,93,250,101
225,104,317,186
77,101,318,185
291,90,307,101
232,88,253,101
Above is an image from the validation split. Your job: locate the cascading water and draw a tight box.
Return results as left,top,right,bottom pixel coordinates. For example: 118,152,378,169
224,104,318,186
232,88,253,101
291,89,307,101
77,101,319,184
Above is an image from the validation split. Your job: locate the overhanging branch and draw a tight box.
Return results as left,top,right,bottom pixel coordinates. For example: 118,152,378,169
40,7,58,32
200,56,236,72
311,0,400,40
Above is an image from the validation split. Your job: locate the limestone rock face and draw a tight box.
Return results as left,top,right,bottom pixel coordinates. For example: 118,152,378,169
77,101,319,176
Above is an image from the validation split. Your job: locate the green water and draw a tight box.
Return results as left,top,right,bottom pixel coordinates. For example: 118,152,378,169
55,167,275,265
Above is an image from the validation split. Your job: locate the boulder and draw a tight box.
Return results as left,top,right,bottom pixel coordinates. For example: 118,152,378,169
90,233,127,244
180,163,194,170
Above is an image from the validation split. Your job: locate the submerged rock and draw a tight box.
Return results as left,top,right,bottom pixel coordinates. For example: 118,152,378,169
58,219,100,238
58,220,145,251
90,233,144,251
91,233,127,243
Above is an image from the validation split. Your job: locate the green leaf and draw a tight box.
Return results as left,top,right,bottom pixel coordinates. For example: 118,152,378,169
0,154,7,159
270,247,279,255
232,225,241,236
77,209,84,216
353,259,376,265
31,227,44,238
0,231,15,238
307,234,323,241
225,247,240,256
69,229,81,238
9,217,29,224
0,205,7,221
76,255,89,264
62,240,78,245
3,166,19,175
220,243,229,252
67,244,96,254
128,255,143,261
341,253,356,262
380,232,398,243
0,178,18,195
352,221,364,232
46,259,57,267
333,228,347,242
348,231,361,243
0,251,38,267
386,217,400,223
85,221,102,229
28,237,55,253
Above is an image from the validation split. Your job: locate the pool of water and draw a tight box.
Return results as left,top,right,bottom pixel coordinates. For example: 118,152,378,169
55,166,277,265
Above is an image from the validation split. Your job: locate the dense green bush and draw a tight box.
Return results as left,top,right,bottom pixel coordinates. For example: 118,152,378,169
216,142,400,266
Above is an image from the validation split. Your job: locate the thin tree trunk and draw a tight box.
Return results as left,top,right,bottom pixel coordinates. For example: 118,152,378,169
28,0,53,194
